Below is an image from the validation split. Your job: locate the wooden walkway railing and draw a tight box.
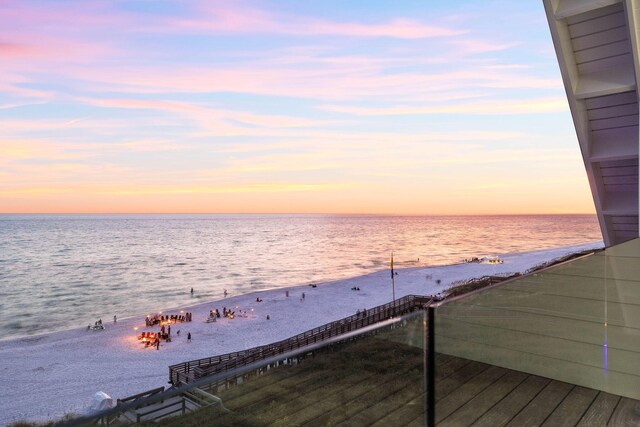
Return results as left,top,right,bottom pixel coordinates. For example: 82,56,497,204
169,294,432,385
116,386,165,406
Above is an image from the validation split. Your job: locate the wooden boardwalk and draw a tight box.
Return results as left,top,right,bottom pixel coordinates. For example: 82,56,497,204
155,335,640,426
169,295,432,385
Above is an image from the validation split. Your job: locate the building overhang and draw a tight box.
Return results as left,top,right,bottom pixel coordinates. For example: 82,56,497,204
544,0,640,245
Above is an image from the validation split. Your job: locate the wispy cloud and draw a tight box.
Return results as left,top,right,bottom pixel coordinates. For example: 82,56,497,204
81,97,335,132
0,42,38,57
162,2,464,39
448,39,520,54
320,97,569,116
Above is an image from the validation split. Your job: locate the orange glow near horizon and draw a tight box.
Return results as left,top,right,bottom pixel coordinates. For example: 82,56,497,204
0,181,597,215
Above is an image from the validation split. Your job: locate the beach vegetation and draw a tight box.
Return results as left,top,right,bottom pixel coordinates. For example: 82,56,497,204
7,413,76,427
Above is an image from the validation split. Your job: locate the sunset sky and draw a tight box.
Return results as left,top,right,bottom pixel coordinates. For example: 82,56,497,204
1,0,596,215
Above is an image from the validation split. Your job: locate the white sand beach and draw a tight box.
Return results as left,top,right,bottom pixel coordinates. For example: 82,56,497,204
0,241,602,425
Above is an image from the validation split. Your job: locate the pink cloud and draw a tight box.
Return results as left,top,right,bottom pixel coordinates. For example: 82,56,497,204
0,83,52,99
0,1,129,29
46,48,559,103
158,2,464,39
0,2,125,64
306,18,463,39
0,42,39,57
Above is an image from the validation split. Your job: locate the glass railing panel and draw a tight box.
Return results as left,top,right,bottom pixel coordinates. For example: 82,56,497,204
203,311,426,426
432,239,640,425
78,309,429,426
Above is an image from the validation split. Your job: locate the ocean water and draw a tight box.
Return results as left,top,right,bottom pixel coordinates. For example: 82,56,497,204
0,214,601,340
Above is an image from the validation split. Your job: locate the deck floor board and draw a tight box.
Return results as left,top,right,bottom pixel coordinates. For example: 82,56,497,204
471,375,551,427
577,392,620,426
436,365,508,423
607,397,640,426
439,370,528,426
542,385,599,427
504,380,574,427
170,338,638,427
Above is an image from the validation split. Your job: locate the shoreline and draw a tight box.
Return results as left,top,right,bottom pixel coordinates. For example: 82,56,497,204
0,241,602,425
0,242,596,345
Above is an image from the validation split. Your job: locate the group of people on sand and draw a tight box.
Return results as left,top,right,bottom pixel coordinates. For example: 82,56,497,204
140,322,174,346
138,320,193,349
207,305,257,322
207,306,235,321
87,319,105,331
138,330,168,349
145,313,191,327
221,306,249,319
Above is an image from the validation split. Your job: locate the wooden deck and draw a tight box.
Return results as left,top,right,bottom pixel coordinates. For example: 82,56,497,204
154,335,640,426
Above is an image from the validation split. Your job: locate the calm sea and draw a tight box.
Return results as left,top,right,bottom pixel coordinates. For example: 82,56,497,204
0,214,601,340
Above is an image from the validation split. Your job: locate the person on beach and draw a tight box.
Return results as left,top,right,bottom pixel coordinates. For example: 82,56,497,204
113,315,117,323
156,339,160,350
224,289,228,297
190,287,194,295
187,332,192,342
266,315,270,320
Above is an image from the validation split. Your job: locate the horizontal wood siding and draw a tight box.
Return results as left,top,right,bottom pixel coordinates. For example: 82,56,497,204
436,240,640,400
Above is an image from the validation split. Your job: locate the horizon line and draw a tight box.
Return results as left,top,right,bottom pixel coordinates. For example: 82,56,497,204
0,212,598,216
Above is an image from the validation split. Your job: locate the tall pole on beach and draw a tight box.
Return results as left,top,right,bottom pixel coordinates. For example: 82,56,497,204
391,252,395,302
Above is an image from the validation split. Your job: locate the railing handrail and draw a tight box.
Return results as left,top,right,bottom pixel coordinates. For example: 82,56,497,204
169,294,432,385
116,386,165,405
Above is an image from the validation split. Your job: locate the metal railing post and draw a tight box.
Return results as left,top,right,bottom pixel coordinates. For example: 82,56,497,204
426,306,435,427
